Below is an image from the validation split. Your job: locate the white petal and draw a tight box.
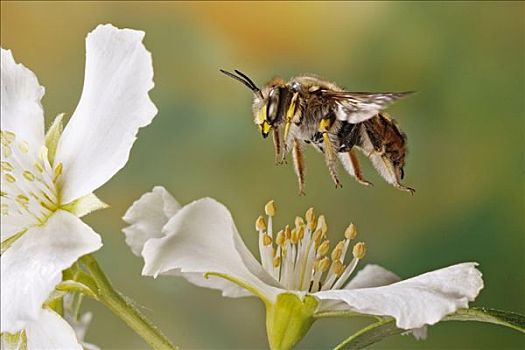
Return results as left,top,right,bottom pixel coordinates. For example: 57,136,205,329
122,186,180,256
345,264,401,289
314,263,484,329
141,198,283,301
1,210,102,333
0,49,45,150
26,309,82,350
317,264,401,313
55,24,158,204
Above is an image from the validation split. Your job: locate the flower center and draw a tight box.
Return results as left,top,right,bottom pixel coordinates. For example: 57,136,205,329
1,130,61,230
256,200,366,292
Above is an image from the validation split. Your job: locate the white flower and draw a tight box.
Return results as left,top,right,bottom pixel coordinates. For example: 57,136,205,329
63,294,100,350
1,23,157,348
123,187,484,350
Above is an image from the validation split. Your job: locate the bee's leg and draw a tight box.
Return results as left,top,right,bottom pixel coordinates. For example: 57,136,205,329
272,128,286,164
319,118,342,188
364,147,415,194
292,138,306,195
338,149,373,186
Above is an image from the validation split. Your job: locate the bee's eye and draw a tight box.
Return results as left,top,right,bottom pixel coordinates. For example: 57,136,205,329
266,88,280,123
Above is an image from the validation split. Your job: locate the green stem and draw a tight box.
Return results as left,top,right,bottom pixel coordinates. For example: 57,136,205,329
81,254,177,350
333,318,401,350
332,307,525,350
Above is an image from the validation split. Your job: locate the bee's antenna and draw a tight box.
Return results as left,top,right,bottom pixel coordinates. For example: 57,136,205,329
220,69,263,98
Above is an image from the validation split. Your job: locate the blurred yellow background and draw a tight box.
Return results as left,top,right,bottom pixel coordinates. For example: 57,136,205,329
2,1,524,349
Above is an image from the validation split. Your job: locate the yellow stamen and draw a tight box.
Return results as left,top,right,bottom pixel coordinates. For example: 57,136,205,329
305,207,317,230
295,216,304,230
23,170,35,182
318,257,330,272
331,247,342,261
265,200,276,217
332,260,345,277
345,223,357,240
256,215,266,231
275,230,286,246
296,225,305,240
34,162,44,173
1,130,16,145
284,225,292,240
54,162,63,181
18,141,29,153
317,240,330,257
353,242,366,259
1,161,13,172
16,194,29,208
273,256,282,268
263,234,273,246
312,229,323,246
291,228,299,244
3,146,12,158
4,174,16,183
318,214,328,235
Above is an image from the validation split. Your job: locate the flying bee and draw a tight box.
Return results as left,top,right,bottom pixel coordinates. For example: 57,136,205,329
220,69,415,195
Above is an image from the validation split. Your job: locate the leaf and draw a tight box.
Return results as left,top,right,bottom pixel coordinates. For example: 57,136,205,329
334,307,525,350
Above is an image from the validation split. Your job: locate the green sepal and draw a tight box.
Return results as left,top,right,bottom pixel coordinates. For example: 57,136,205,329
265,293,318,350
45,294,64,316
44,113,64,165
61,193,109,217
56,279,98,299
333,307,525,350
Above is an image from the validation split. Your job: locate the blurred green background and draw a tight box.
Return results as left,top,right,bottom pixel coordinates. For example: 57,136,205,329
2,1,524,349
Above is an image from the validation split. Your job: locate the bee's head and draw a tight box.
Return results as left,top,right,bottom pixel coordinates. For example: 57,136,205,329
220,69,276,139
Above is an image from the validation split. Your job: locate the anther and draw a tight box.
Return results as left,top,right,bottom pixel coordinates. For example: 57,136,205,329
256,215,266,231
23,170,35,182
305,207,316,229
318,240,330,257
331,247,342,261
352,242,366,259
3,146,12,158
16,194,30,207
54,162,63,181
262,234,273,246
284,225,292,240
345,223,357,240
34,162,44,173
18,141,29,153
4,174,16,183
312,228,323,245
275,230,286,246
332,260,345,277
318,215,328,235
273,256,282,268
297,225,305,240
294,216,304,230
0,130,16,145
318,257,330,272
265,200,276,216
291,228,299,244
1,161,13,172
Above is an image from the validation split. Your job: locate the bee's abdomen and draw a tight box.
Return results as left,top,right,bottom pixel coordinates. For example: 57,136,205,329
337,122,361,152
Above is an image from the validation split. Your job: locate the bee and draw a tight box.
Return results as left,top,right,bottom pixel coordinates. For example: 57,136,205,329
220,69,415,195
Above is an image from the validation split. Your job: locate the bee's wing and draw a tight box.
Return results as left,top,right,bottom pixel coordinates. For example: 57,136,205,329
325,91,414,124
